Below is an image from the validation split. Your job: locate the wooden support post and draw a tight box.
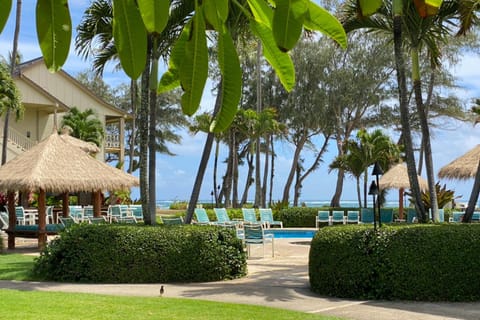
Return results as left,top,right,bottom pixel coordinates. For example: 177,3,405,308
38,189,47,249
93,191,102,217
62,193,69,218
7,191,15,249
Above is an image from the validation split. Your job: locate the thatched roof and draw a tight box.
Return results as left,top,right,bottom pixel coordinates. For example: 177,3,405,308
60,127,100,154
0,133,138,192
379,163,428,191
438,145,480,180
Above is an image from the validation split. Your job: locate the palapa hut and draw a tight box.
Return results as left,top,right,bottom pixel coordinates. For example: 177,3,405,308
438,145,480,220
438,145,480,180
0,132,139,249
379,163,428,219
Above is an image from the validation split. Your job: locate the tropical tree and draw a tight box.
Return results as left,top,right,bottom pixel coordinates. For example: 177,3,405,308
341,0,450,222
0,1,347,224
2,0,22,166
330,129,401,208
0,62,22,124
60,107,105,147
75,0,193,224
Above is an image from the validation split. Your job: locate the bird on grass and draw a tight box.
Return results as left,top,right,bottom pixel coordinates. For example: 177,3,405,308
159,285,164,297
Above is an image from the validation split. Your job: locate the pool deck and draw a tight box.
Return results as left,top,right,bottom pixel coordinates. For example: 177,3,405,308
2,234,480,319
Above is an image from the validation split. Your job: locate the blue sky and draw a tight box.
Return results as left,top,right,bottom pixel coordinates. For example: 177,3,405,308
1,2,480,205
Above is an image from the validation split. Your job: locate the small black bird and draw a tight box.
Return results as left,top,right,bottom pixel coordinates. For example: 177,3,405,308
159,285,164,297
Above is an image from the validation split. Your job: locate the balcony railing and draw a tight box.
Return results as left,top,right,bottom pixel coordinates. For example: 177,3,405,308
0,122,37,151
105,133,121,149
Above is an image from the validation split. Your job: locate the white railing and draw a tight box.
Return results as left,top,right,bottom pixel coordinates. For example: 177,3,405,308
105,133,120,149
0,122,37,151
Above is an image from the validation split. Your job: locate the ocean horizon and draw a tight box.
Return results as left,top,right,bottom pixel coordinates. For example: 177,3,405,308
154,199,440,209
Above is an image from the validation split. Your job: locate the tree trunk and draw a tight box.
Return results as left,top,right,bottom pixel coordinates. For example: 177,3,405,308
268,135,275,207
148,46,158,225
262,133,270,208
330,135,345,207
356,177,362,208
464,160,480,223
240,152,254,206
184,82,223,223
213,138,219,207
128,79,137,174
392,7,425,221
412,48,437,222
232,132,239,208
282,135,307,204
2,0,22,165
363,169,368,208
139,65,150,221
254,42,263,207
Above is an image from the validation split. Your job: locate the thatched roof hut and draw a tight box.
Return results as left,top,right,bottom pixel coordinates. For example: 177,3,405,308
379,163,428,191
60,127,100,155
0,132,138,249
379,163,428,219
0,133,137,192
438,145,480,180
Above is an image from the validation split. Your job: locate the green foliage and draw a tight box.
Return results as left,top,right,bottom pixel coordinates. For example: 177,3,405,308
21,1,347,133
169,201,189,210
422,182,455,211
0,0,11,34
60,107,105,147
276,207,318,227
310,225,480,301
407,182,455,211
32,224,246,283
36,0,72,72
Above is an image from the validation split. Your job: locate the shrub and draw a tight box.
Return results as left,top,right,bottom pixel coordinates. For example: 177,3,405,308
276,207,318,227
309,224,480,301
33,224,246,283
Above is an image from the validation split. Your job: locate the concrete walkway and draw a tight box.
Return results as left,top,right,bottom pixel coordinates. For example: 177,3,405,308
2,238,480,319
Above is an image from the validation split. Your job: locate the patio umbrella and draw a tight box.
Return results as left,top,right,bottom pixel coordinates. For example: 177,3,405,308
0,132,138,248
438,145,480,180
379,163,428,219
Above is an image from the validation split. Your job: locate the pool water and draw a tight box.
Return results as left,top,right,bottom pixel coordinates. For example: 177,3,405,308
264,229,316,239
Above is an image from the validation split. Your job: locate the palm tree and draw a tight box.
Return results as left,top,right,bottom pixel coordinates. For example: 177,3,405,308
0,62,22,124
2,0,22,165
61,107,105,147
75,0,193,224
340,0,449,222
330,129,401,208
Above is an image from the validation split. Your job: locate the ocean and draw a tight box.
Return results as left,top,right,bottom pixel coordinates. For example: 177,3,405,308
156,199,404,209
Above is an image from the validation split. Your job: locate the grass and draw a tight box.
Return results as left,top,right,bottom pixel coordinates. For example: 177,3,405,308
0,253,343,320
0,253,37,280
0,289,341,320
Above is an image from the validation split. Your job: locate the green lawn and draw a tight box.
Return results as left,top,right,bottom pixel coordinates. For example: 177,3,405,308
0,253,37,280
0,289,341,320
0,253,343,320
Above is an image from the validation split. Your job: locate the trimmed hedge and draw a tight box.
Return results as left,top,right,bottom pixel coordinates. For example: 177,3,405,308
33,224,246,283
309,224,480,301
276,207,318,227
276,207,360,227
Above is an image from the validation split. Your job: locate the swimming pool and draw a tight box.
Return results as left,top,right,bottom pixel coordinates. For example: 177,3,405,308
264,229,317,239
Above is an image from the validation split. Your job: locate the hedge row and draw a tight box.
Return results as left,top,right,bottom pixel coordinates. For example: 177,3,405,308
33,224,246,283
309,224,480,301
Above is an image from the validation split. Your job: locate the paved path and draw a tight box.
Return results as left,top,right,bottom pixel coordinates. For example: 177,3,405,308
2,238,480,319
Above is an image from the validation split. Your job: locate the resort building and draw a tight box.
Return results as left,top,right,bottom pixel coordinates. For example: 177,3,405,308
2,57,128,164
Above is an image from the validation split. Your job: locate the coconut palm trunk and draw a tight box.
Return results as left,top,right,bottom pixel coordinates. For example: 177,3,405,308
2,0,22,165
148,43,158,224
392,1,426,221
411,48,438,222
139,66,150,222
184,81,223,224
